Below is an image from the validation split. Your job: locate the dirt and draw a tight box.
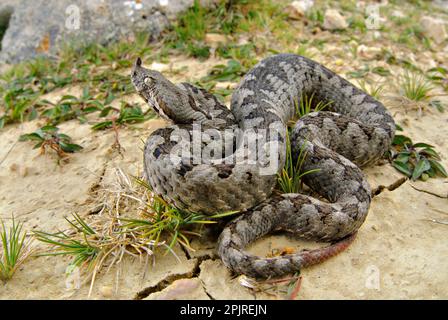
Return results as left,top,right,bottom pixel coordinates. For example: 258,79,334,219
1,35,447,300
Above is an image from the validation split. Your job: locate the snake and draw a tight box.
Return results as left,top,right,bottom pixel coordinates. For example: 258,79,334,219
131,54,395,279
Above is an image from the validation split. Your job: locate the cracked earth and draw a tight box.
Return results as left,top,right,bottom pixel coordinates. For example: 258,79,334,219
0,56,447,299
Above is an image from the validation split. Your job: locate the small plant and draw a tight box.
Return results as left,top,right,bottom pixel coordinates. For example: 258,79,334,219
427,66,448,92
346,65,391,79
216,43,258,68
294,92,332,120
122,178,238,251
387,134,447,181
33,170,238,295
306,8,324,26
277,132,320,194
34,213,100,273
19,125,83,160
201,60,247,83
356,80,384,99
0,216,33,281
399,71,433,102
91,102,154,130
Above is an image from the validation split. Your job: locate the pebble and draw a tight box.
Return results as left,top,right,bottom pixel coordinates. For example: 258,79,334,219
420,16,447,44
149,62,169,72
204,33,227,47
323,9,348,30
285,0,314,20
99,285,113,298
357,45,382,60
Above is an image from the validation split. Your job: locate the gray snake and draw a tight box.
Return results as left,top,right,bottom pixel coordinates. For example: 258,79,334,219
131,54,395,278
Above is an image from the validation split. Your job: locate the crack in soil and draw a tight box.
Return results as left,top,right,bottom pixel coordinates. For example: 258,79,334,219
410,184,447,199
134,253,218,300
372,177,408,197
133,268,196,300
197,259,218,300
88,160,109,195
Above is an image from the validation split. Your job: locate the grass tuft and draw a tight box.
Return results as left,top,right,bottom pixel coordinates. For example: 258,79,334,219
0,216,33,281
33,168,238,296
277,131,320,194
294,92,332,120
356,80,384,100
399,71,433,102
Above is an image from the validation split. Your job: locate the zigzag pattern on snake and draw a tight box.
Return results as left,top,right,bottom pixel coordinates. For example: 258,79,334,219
131,54,395,278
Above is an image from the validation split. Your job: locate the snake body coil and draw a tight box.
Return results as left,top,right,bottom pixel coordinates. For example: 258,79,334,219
131,54,395,278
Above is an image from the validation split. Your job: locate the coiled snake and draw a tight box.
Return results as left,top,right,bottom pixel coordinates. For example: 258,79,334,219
131,54,395,278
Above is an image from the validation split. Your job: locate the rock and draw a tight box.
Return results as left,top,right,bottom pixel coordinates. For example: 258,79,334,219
323,9,348,30
99,285,113,298
0,0,16,28
285,0,314,20
214,81,237,90
391,10,406,19
149,61,170,72
144,278,210,300
420,16,447,45
0,0,202,63
204,33,227,47
357,44,382,60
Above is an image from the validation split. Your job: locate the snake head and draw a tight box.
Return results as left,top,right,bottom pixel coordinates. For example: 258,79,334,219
131,57,211,124
131,57,182,121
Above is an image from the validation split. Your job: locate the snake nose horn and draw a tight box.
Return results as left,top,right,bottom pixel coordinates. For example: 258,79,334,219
135,57,142,67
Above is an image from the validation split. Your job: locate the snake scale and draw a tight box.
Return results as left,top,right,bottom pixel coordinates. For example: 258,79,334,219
131,54,395,278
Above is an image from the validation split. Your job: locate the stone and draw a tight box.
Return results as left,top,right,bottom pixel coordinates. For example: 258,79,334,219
204,33,227,47
0,0,202,63
323,9,348,30
357,44,382,60
149,61,170,72
391,10,406,19
99,285,114,298
0,0,16,28
420,16,447,45
144,278,210,300
285,0,314,20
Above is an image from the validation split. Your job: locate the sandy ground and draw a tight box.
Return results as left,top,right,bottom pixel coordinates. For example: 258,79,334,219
0,50,447,299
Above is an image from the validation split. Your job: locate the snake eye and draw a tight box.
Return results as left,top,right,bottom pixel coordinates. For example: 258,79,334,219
144,77,154,86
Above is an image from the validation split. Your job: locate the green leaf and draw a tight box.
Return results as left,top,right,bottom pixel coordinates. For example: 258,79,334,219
412,158,431,181
413,142,434,148
427,66,447,76
427,167,436,178
393,134,413,146
91,121,113,130
83,106,100,114
421,147,440,160
372,66,391,76
40,125,59,133
27,107,38,121
57,133,71,141
99,106,114,117
33,141,43,149
392,160,412,177
428,159,448,177
429,100,445,113
396,153,409,163
19,132,44,142
60,95,79,102
59,142,83,153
